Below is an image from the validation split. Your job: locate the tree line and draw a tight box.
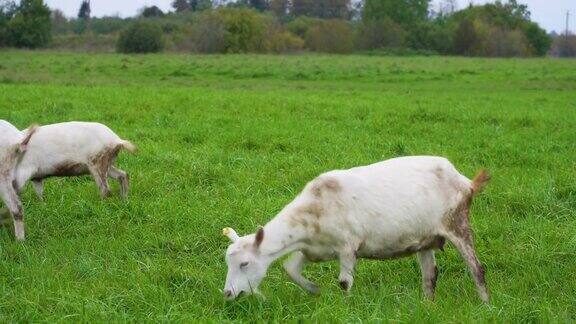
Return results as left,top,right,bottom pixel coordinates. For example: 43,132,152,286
1,0,575,56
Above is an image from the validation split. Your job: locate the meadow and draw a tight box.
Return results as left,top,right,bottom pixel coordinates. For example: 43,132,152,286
0,51,575,322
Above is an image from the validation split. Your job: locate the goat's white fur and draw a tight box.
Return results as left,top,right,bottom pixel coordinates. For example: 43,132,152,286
223,156,490,302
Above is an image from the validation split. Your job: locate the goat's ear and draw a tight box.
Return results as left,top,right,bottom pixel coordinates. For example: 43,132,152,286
18,124,39,153
254,226,264,248
223,227,239,242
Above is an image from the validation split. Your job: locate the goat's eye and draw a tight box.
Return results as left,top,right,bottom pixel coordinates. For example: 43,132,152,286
240,262,249,269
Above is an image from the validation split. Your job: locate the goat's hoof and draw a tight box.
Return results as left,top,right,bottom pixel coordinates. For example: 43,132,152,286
339,280,350,292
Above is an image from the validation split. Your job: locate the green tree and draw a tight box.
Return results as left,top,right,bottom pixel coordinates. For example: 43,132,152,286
7,0,51,48
522,21,551,56
141,5,164,17
189,0,212,11
0,1,16,46
78,0,90,19
450,0,550,56
237,0,269,11
363,0,430,25
270,0,289,18
453,17,478,55
51,8,69,34
172,0,190,12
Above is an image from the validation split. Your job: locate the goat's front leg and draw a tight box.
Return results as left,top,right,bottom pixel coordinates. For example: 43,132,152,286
338,249,357,293
283,251,320,295
32,179,44,201
2,190,25,240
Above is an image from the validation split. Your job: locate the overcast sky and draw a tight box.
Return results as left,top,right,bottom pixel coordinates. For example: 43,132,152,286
44,0,575,33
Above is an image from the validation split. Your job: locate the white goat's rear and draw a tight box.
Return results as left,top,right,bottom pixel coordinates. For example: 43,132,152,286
222,156,491,302
15,122,136,203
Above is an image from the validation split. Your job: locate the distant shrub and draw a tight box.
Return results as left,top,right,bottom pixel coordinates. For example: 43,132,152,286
117,21,164,53
264,29,304,53
305,19,353,53
355,18,405,50
286,16,321,38
191,8,267,53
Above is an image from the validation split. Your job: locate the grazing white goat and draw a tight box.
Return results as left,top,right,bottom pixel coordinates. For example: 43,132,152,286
14,122,136,201
222,156,491,302
0,120,38,240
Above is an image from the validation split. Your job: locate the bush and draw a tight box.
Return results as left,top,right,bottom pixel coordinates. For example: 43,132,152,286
117,21,164,53
191,8,267,53
286,16,321,38
264,29,304,53
305,19,353,53
355,18,405,50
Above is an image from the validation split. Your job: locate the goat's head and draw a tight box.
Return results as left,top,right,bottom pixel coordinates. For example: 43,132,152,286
222,226,270,301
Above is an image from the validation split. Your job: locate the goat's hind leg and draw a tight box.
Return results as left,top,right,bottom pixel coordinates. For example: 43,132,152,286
108,166,129,199
447,232,489,302
283,251,320,295
88,164,110,198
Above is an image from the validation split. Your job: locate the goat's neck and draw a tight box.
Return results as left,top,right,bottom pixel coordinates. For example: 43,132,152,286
259,211,309,260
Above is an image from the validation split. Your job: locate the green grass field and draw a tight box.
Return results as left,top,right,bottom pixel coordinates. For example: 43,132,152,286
0,51,575,322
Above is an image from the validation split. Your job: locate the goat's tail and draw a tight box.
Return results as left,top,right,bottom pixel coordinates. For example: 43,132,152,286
119,140,137,154
471,169,490,195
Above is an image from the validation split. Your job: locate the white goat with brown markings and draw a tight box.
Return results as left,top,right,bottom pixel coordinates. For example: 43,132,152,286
3,121,135,240
222,156,491,302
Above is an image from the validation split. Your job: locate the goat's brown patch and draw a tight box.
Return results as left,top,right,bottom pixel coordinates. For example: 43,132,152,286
359,236,445,260
442,194,473,244
433,166,444,179
288,214,321,234
311,176,341,198
91,145,121,176
50,162,88,178
296,200,324,219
